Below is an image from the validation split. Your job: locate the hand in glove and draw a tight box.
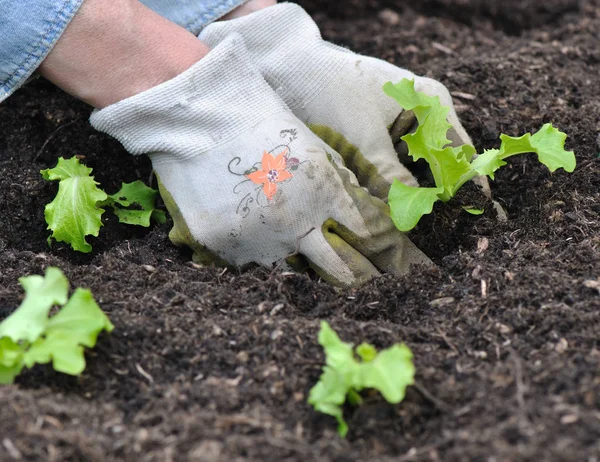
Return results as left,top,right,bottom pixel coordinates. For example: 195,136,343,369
90,35,431,287
199,3,474,199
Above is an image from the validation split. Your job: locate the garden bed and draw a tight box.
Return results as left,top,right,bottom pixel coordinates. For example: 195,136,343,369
1,0,599,460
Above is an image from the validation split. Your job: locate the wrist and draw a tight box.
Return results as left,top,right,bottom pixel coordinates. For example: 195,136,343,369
39,0,210,108
90,34,288,160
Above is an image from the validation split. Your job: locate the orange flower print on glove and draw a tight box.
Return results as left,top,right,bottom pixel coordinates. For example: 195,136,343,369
246,148,293,200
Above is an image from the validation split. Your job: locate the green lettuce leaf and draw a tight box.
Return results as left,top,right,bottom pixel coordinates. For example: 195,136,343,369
0,337,25,384
308,366,350,437
389,180,443,232
308,321,415,437
355,342,377,362
318,320,357,373
359,344,415,403
530,123,576,172
385,79,473,199
462,206,485,215
41,157,107,253
384,79,576,232
0,267,68,343
0,267,113,384
42,158,167,252
471,124,576,178
383,79,452,149
109,180,167,227
24,288,114,375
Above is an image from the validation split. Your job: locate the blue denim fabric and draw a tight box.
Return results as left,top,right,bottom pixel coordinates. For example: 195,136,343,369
0,0,84,102
0,0,248,103
140,0,248,35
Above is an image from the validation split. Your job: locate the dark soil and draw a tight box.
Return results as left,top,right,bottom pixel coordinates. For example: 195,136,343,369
1,1,599,461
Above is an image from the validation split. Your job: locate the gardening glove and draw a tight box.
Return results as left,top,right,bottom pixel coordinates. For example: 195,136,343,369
199,3,474,200
89,34,431,288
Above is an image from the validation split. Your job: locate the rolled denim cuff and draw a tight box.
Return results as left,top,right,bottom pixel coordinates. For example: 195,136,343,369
140,0,249,35
0,0,84,103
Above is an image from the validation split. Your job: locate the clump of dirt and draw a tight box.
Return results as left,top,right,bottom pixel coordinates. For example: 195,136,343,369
1,1,599,461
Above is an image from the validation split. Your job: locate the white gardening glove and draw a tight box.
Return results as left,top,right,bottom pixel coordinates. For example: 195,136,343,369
90,35,431,287
199,3,474,200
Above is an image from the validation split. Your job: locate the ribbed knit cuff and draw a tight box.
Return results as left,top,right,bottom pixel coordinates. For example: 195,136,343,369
89,33,288,161
198,3,348,110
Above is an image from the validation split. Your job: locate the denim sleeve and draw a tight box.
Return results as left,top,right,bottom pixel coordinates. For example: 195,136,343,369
140,0,248,35
0,0,84,103
0,0,247,103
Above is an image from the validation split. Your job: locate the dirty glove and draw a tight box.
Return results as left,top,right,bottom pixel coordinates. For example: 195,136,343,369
199,3,473,199
90,35,431,287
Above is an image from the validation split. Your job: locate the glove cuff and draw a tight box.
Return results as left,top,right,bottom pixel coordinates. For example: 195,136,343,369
199,3,347,110
89,33,288,161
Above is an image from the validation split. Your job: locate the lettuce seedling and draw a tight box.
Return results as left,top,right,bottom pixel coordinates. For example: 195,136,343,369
384,79,576,231
0,267,113,384
42,157,166,252
308,321,415,437
109,180,167,227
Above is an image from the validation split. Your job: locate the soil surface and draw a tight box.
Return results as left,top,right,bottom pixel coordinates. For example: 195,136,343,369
1,1,599,461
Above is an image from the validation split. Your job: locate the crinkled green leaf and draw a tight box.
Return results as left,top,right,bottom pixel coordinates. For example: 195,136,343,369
41,157,108,253
0,267,69,343
471,124,576,179
0,337,23,368
42,159,166,252
308,366,350,437
384,79,576,232
308,323,357,437
0,338,25,384
383,79,452,148
24,332,86,375
462,206,485,215
152,209,167,224
24,288,114,375
346,388,363,406
470,133,536,179
359,344,415,403
454,144,477,162
434,148,472,197
389,179,443,232
318,320,356,373
308,322,415,437
403,134,471,196
530,123,576,172
356,343,377,362
0,363,24,385
385,79,472,198
469,148,506,180
0,267,113,384
109,180,166,227
403,115,450,157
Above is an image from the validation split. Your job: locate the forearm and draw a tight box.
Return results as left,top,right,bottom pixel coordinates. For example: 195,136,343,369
38,0,210,108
